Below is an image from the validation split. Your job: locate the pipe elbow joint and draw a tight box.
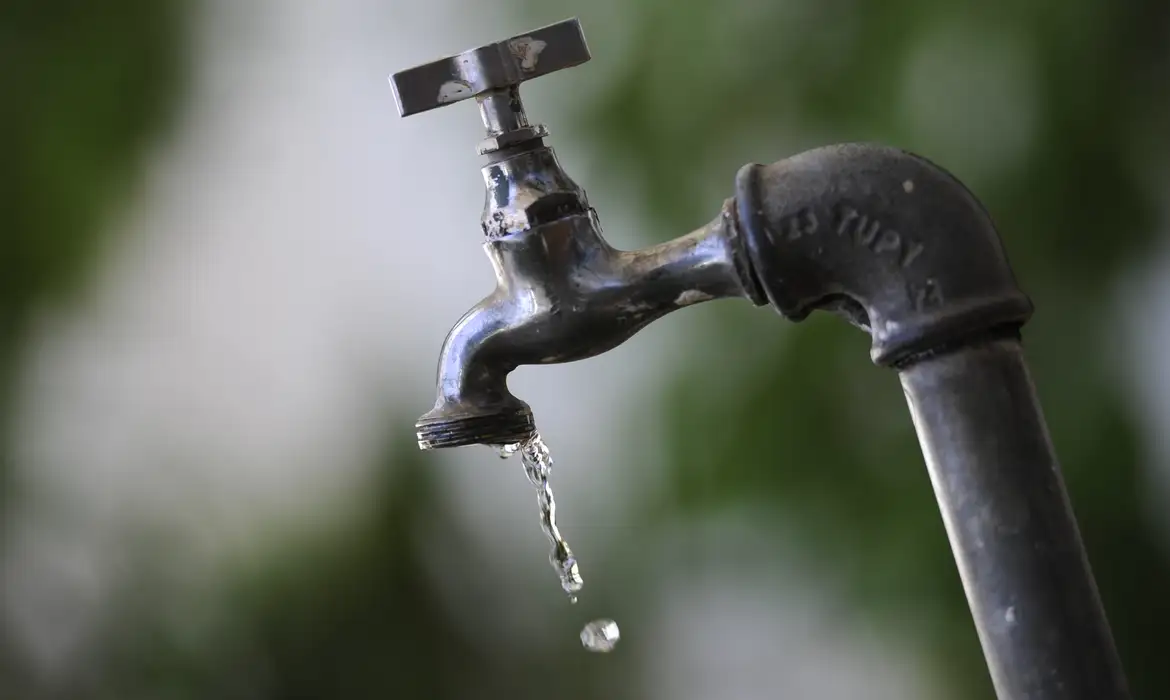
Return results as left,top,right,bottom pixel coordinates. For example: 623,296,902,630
735,143,1033,366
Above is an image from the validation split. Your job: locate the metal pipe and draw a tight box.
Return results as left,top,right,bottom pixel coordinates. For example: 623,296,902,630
901,337,1129,699
733,144,1132,699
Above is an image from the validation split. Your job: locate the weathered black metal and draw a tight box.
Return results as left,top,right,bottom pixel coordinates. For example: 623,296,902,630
735,144,1130,699
733,143,1034,367
901,338,1129,700
390,18,1132,700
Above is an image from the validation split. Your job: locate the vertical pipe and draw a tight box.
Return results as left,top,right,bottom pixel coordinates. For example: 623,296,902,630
899,337,1129,700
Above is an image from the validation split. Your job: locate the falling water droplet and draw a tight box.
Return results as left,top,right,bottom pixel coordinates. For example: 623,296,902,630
495,433,618,647
580,619,620,653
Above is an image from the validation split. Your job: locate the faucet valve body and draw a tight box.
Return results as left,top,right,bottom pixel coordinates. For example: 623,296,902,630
389,18,596,448
390,18,750,450
391,19,757,450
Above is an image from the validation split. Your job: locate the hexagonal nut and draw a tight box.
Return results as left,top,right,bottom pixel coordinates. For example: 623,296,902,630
476,125,550,155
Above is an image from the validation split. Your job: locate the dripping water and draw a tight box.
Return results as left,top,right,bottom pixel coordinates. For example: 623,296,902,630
580,618,620,653
495,432,620,652
497,433,582,601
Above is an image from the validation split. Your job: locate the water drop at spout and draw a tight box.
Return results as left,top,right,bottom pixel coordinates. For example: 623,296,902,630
580,619,620,653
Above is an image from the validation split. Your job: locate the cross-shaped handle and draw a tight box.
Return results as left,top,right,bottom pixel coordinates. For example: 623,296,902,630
389,17,590,118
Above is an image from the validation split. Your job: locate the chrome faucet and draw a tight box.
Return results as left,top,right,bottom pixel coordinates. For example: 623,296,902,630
391,19,756,449
389,18,1130,700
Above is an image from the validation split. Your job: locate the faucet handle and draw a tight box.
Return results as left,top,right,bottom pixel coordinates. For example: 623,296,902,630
389,18,590,153
389,18,589,117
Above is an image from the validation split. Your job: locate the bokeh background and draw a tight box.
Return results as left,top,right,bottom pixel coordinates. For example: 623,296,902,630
3,1,1169,698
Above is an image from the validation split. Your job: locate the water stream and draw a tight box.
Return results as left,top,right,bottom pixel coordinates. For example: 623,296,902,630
496,432,620,652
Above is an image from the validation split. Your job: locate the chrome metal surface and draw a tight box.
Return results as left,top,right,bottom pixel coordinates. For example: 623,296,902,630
478,87,529,134
415,195,755,449
389,17,764,449
479,146,586,239
388,17,589,117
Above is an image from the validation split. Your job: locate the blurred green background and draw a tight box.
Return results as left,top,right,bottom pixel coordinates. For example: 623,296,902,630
2,1,1168,699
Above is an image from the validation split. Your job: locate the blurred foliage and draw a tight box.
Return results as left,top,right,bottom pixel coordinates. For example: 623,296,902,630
0,0,189,492
0,0,188,335
518,0,1170,698
0,0,189,692
64,431,640,700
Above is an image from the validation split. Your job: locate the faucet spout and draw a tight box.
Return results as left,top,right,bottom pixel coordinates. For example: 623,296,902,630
416,193,758,449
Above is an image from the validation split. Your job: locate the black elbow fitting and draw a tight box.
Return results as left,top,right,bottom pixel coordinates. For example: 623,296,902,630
734,143,1034,366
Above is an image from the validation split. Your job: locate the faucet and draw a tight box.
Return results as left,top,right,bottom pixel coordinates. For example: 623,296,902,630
390,18,1130,700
